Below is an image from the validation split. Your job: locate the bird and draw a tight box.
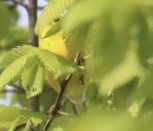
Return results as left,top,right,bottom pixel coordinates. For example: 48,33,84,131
39,24,89,114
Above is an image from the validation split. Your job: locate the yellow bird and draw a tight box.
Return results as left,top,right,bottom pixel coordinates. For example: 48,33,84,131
39,24,89,114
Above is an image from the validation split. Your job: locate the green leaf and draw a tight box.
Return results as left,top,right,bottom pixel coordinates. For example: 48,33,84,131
0,46,36,90
51,127,64,131
0,3,12,37
0,26,28,50
0,106,48,130
0,51,7,73
63,0,106,36
65,24,89,57
25,63,45,98
38,49,81,78
9,116,28,131
137,5,153,63
0,45,81,98
70,0,152,83
43,20,62,38
21,57,44,98
21,57,38,90
99,43,147,96
35,0,76,37
0,46,34,70
134,68,153,99
63,0,144,36
0,55,30,89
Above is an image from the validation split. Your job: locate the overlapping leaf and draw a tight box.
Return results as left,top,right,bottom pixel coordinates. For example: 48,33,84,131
63,0,106,36
0,46,81,98
0,46,36,89
0,106,48,130
21,57,38,90
21,57,44,98
38,49,82,78
35,0,76,37
0,46,34,71
62,0,152,79
24,63,45,98
99,43,147,96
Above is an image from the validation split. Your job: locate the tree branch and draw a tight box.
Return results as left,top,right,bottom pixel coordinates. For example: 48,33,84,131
13,0,28,9
27,0,39,112
27,0,38,47
3,0,28,9
3,0,45,10
2,0,40,112
43,53,81,131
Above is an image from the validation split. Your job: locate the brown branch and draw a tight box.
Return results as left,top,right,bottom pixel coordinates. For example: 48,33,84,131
13,0,28,9
3,0,44,10
27,0,39,112
43,117,54,131
3,0,40,112
3,0,28,9
8,83,24,90
50,74,72,116
27,0,38,47
42,75,72,131
43,53,81,131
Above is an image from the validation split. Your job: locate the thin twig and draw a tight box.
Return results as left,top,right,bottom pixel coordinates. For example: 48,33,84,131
3,0,44,10
43,117,54,131
8,84,24,91
42,74,72,131
13,0,28,9
3,0,28,9
43,53,81,131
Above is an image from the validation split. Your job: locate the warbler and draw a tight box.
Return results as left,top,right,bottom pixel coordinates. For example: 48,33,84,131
39,24,89,114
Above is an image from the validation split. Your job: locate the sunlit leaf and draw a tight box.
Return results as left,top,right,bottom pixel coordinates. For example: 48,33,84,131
21,57,38,90
51,127,64,131
25,63,45,98
0,46,34,70
63,0,106,36
0,106,48,130
21,57,45,98
0,45,81,99
0,55,31,89
65,24,89,57
35,0,76,37
43,20,62,38
38,49,82,78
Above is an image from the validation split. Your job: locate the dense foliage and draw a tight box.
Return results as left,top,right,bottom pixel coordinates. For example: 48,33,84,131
0,0,153,130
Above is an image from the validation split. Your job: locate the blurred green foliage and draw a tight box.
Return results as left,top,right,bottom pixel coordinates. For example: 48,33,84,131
54,0,153,130
0,26,28,50
1,0,153,130
0,1,27,52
